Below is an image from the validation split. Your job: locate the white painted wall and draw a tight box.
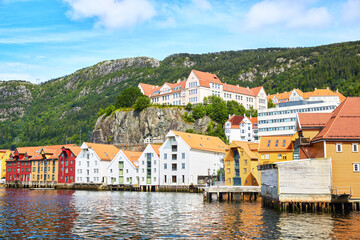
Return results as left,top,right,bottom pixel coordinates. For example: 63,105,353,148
138,144,160,186
159,132,224,186
107,151,139,186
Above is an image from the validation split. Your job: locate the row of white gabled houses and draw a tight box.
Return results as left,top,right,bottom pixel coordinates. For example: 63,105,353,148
75,130,226,188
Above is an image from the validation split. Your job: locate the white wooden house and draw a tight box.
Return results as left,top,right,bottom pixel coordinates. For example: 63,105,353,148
138,144,161,190
159,130,226,186
107,150,141,186
75,142,119,184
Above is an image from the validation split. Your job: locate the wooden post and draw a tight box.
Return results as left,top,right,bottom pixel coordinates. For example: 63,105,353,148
342,203,345,214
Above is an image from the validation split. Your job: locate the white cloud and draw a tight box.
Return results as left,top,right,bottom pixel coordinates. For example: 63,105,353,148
192,0,212,11
243,0,332,31
63,0,156,29
342,0,360,23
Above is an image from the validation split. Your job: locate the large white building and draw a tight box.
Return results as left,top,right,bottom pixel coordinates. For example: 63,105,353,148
139,70,268,110
159,130,226,186
75,142,119,184
258,100,339,136
107,150,141,185
138,144,161,190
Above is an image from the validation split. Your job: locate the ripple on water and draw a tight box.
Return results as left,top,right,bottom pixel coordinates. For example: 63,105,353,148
0,189,359,239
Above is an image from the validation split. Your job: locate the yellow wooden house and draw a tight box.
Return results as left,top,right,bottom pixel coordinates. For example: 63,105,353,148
224,141,259,186
258,133,298,166
0,149,11,181
297,97,360,199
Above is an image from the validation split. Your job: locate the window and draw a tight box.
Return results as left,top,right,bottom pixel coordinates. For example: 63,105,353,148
228,178,231,183
172,154,177,160
172,175,177,183
353,163,359,172
278,154,282,159
164,163,167,169
282,140,286,147
164,153,167,160
353,143,359,152
227,160,230,165
164,175,167,183
227,168,230,173
275,140,279,147
243,168,247,173
261,154,264,159
266,154,269,159
182,175,185,183
244,160,247,165
336,143,342,152
267,140,271,147
182,163,185,169
172,164,177,171
182,153,185,159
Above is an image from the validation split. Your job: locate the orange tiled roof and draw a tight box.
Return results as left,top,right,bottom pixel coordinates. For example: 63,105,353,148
192,70,222,88
249,117,258,128
150,144,161,156
84,142,119,161
298,113,332,129
139,83,158,97
258,134,296,152
312,97,360,141
228,141,259,159
222,83,255,96
250,86,263,96
171,131,226,153
122,150,142,167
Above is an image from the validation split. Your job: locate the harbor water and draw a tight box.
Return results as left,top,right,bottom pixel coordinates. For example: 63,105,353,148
0,188,359,239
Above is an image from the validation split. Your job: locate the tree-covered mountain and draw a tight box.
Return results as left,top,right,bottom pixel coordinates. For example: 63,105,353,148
1,40,360,148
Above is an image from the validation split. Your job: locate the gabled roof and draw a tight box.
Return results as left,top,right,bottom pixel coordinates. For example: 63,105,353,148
139,83,158,96
227,141,259,159
258,134,297,152
170,131,226,153
122,151,142,168
269,88,345,103
192,70,222,88
297,113,332,129
312,97,360,141
83,142,119,161
150,144,161,156
226,115,245,129
250,86,263,96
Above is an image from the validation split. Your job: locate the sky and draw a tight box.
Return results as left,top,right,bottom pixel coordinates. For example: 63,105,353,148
1,0,360,83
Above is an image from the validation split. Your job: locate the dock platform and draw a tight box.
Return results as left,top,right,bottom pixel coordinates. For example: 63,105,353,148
203,185,261,202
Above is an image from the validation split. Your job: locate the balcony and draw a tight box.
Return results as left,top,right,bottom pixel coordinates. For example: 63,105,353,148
295,137,311,147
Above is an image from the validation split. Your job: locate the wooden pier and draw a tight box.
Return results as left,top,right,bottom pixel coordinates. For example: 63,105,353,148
203,186,261,202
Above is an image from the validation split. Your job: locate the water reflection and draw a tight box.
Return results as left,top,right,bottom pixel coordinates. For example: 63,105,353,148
0,189,359,239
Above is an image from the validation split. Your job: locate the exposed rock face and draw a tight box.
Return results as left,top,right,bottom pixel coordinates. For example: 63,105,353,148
0,81,34,121
91,107,211,144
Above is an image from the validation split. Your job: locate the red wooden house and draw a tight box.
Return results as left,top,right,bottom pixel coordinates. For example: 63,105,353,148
58,146,81,184
6,147,41,182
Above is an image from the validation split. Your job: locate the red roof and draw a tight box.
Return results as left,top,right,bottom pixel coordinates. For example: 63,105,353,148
312,97,360,141
227,116,245,129
298,113,332,129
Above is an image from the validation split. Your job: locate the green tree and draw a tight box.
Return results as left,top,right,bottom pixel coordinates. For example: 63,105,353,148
267,99,276,108
115,87,144,108
206,96,228,124
133,96,151,111
192,104,206,120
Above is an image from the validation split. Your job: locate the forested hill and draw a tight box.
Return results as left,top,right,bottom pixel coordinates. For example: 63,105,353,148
1,40,360,148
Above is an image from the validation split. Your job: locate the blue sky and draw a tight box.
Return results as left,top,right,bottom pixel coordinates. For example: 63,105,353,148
1,0,360,83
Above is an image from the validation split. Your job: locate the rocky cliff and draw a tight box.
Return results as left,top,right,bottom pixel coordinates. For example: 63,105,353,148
91,107,211,145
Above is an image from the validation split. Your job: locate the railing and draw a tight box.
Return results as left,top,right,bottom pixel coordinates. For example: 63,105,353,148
331,186,352,195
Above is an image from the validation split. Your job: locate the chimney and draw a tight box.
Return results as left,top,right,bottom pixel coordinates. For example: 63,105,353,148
326,87,329,90
228,114,231,119
236,84,239,87
277,92,279,94
336,89,338,93
315,88,317,90
247,86,249,89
